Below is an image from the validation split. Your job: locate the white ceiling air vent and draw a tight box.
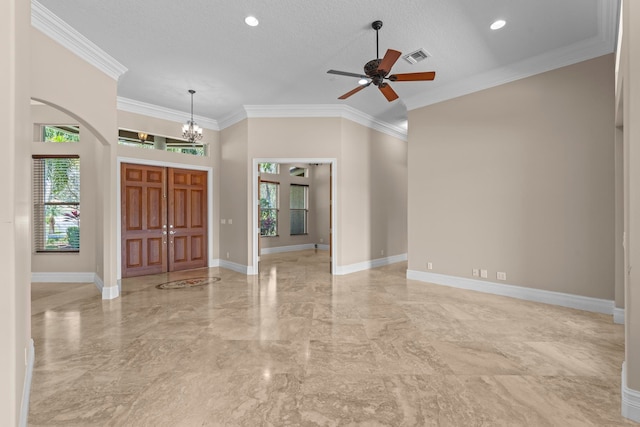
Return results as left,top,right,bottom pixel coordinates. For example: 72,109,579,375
403,49,430,64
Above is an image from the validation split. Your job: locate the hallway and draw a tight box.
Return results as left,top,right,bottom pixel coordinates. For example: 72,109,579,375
29,250,635,425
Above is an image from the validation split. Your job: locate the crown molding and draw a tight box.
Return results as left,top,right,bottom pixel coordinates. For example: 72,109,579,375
218,108,248,130
241,104,407,141
117,97,220,131
404,0,619,112
31,0,127,81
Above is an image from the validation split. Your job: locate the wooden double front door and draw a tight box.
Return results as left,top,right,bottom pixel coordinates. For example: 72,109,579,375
121,163,208,278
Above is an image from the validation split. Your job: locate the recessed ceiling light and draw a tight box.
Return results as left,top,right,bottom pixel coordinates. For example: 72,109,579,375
245,16,259,27
490,19,506,30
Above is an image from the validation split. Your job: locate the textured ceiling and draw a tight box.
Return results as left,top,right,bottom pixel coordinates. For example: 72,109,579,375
35,0,618,130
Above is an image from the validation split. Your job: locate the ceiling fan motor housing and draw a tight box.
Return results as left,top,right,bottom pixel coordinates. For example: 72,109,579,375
364,59,382,77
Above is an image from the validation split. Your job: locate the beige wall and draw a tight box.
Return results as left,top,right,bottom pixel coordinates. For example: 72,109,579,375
30,27,120,291
217,116,407,270
246,117,341,267
621,0,640,398
30,107,223,275
408,54,615,300
1,0,31,423
245,117,407,269
30,105,99,274
340,120,408,265
220,120,250,265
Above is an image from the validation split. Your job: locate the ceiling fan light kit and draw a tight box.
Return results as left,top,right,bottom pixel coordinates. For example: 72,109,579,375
328,20,436,102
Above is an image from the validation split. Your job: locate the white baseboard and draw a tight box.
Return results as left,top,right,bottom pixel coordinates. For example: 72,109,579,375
335,253,408,276
406,270,615,315
19,338,34,427
622,362,640,422
219,260,252,275
210,258,221,267
260,243,330,255
102,285,119,300
32,272,113,298
261,243,316,255
31,272,96,283
94,274,104,293
614,307,625,324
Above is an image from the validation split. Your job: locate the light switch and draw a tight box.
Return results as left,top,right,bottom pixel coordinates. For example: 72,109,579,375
228,219,233,225
221,219,226,224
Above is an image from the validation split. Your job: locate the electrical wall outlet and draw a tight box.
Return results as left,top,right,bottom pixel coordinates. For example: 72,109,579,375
226,252,230,259
472,268,479,277
480,269,488,279
497,272,507,281
427,262,433,270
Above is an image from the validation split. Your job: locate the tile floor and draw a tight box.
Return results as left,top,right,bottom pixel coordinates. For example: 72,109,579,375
29,250,637,426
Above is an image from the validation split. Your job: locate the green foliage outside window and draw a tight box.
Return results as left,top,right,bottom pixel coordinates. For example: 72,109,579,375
259,163,279,174
260,182,278,236
34,156,81,252
43,126,80,142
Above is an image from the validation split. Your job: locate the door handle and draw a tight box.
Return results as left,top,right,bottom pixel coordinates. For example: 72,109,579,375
169,230,176,235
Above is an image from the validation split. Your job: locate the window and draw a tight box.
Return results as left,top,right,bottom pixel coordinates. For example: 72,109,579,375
289,166,308,177
117,129,206,156
290,184,308,235
42,125,79,143
259,162,279,174
260,181,279,237
32,156,80,252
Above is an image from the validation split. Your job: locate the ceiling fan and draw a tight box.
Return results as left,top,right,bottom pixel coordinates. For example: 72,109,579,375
328,20,436,102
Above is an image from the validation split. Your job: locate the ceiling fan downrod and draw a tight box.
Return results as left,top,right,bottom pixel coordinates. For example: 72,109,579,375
372,20,383,60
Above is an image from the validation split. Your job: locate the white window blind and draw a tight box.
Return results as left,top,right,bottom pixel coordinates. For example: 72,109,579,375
32,155,80,252
290,184,308,235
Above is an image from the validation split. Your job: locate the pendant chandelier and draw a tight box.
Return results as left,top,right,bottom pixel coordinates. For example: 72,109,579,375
182,89,203,144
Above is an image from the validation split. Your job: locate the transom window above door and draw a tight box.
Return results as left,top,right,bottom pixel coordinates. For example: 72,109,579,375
118,129,207,156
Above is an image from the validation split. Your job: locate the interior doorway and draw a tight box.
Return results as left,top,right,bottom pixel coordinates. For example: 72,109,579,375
121,162,208,278
252,158,337,275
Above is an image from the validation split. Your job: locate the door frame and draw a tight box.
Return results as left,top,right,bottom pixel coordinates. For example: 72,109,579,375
117,156,214,280
251,158,337,275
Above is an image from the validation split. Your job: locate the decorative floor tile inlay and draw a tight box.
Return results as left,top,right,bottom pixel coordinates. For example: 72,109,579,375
155,277,221,290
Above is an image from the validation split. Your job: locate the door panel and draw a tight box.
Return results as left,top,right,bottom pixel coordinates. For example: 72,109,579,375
168,168,208,272
121,163,168,277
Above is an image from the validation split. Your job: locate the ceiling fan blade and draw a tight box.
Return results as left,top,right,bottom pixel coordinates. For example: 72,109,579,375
338,84,369,100
378,83,399,102
377,49,402,74
388,71,436,82
328,70,368,79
